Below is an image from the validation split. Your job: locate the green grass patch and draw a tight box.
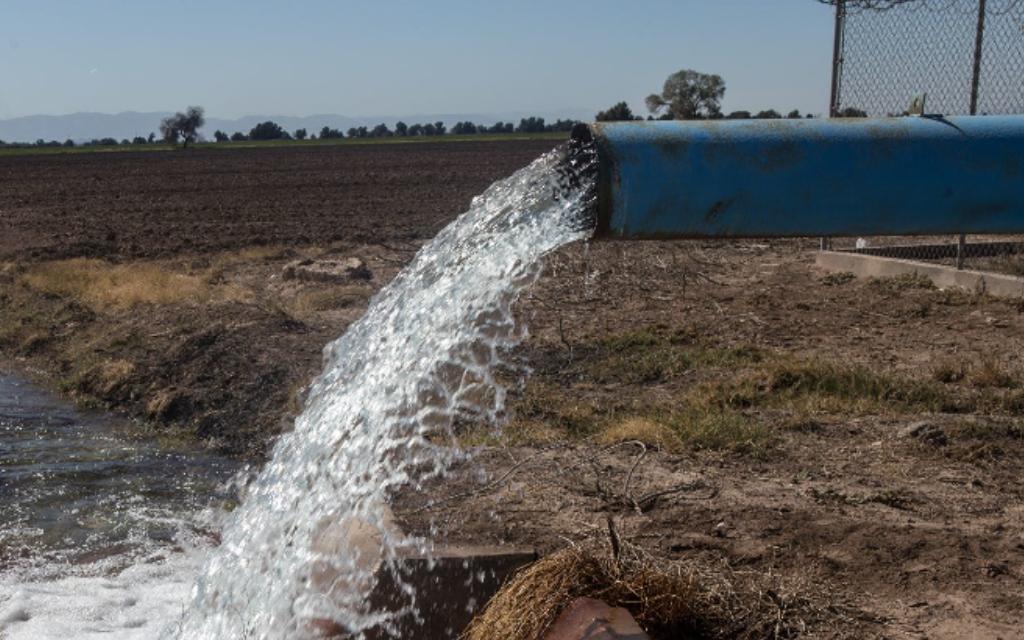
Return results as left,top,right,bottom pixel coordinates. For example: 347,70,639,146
706,358,952,414
581,327,763,385
867,272,935,293
665,408,772,457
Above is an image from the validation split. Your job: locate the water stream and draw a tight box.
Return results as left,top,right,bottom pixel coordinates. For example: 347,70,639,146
0,374,240,638
0,143,595,639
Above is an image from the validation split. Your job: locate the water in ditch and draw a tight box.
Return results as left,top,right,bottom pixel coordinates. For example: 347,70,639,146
0,143,595,639
0,374,241,639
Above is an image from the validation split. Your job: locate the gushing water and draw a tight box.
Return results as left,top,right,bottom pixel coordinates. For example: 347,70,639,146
174,146,595,638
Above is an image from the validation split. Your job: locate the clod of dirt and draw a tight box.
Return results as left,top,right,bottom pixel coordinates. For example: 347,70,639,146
898,420,948,446
282,257,372,283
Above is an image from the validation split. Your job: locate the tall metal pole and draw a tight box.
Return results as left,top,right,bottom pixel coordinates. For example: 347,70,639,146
960,0,987,268
823,0,845,251
829,0,846,118
970,0,988,116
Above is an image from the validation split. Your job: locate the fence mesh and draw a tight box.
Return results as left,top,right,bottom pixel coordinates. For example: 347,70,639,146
834,0,1024,117
826,0,1024,273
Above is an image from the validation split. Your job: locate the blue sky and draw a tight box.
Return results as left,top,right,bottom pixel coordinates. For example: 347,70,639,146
0,1,836,120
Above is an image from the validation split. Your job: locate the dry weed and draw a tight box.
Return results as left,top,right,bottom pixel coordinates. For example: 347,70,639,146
464,537,834,640
20,258,250,310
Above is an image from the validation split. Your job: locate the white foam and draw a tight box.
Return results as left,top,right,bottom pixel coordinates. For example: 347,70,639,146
0,550,201,640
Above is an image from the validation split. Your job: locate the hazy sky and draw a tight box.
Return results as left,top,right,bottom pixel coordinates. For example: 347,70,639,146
0,0,837,120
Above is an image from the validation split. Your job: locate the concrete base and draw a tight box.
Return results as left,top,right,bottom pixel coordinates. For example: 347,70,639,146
816,250,1024,298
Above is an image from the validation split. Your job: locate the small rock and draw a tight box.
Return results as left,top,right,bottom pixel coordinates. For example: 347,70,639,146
282,257,371,283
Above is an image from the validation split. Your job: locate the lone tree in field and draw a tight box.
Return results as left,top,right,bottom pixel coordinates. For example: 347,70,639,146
646,69,725,120
159,106,205,148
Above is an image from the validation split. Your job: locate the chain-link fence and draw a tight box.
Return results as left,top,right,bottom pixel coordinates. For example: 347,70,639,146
831,0,1024,117
823,0,1024,273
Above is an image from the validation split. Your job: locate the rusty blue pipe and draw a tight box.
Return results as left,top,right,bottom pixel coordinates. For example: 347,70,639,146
571,116,1024,239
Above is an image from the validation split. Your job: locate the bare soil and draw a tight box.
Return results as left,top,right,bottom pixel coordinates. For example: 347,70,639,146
1,141,1022,638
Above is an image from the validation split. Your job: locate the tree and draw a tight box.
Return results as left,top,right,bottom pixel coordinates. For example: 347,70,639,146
451,121,478,135
787,109,802,119
64,139,76,147
595,101,638,122
230,132,248,141
249,120,287,140
394,121,408,136
408,123,424,136
516,117,546,133
370,123,392,137
725,110,751,119
646,69,725,120
148,132,156,143
754,109,782,119
434,121,446,135
213,130,229,142
319,126,343,139
159,106,205,148
294,128,307,140
545,119,579,132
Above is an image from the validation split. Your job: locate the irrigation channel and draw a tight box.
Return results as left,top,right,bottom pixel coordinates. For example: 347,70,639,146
0,143,597,639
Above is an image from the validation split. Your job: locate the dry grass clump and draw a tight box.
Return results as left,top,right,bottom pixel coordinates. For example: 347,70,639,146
932,359,967,384
20,258,249,310
464,540,823,640
598,417,683,453
969,358,1018,389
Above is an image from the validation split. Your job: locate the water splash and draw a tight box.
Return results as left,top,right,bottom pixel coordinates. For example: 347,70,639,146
175,146,596,638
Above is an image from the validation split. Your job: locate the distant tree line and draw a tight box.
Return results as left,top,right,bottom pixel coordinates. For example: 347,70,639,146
208,116,581,143
0,133,161,149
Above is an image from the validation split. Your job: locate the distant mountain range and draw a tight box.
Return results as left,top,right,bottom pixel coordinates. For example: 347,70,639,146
0,109,596,143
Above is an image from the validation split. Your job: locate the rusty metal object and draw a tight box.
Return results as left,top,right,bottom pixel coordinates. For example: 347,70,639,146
543,597,650,640
307,510,536,639
572,116,1024,240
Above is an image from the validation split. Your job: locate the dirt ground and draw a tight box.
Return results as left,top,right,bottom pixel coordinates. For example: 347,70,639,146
1,141,1023,638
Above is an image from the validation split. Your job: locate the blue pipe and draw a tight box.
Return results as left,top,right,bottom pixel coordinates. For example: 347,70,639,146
573,116,1024,239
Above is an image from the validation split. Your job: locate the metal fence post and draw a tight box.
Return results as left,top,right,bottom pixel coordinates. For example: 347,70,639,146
970,0,988,117
823,0,846,253
829,0,846,118
959,0,988,270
